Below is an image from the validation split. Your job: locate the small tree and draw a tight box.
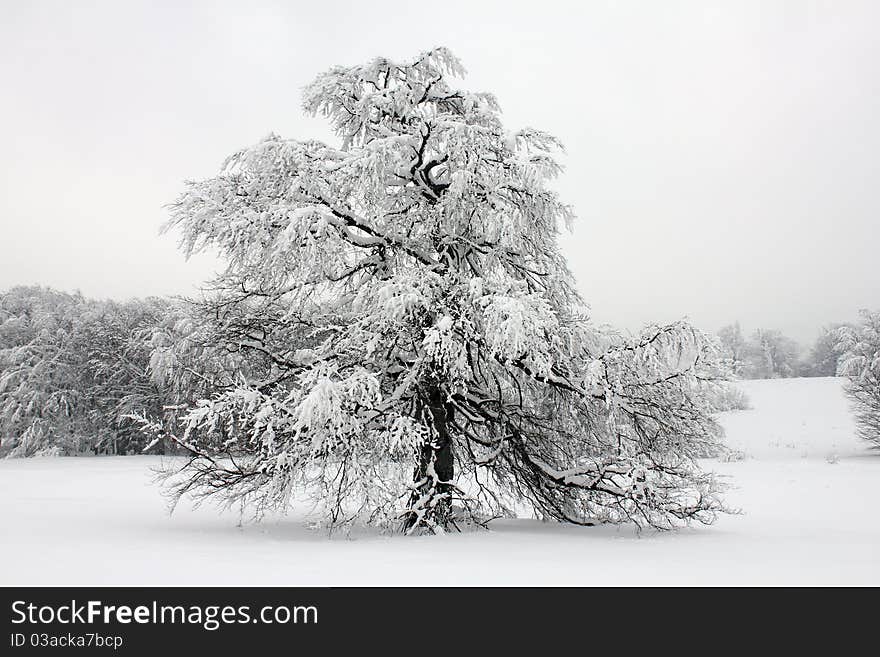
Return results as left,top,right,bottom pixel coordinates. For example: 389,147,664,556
839,310,880,448
718,322,748,377
158,48,726,533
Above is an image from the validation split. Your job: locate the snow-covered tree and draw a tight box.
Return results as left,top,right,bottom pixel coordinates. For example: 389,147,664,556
744,328,801,379
159,47,727,533
839,310,880,447
717,322,748,377
803,323,852,377
136,297,267,454
0,287,92,456
88,297,186,455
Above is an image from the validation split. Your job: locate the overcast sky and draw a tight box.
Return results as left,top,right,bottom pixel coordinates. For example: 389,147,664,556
1,1,877,342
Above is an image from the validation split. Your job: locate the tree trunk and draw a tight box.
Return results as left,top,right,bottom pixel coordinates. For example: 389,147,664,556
427,384,454,491
405,384,455,532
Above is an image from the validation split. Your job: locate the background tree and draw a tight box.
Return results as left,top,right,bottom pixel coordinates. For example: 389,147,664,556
717,322,748,376
88,296,184,455
744,328,801,379
839,310,880,447
802,323,852,377
156,47,726,534
0,287,95,456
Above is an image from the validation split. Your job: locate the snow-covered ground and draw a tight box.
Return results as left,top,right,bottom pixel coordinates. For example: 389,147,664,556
1,377,877,586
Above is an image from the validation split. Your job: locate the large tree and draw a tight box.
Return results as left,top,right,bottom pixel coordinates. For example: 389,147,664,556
159,48,726,533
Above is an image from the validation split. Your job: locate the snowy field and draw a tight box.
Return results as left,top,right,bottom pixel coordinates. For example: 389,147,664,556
1,377,877,586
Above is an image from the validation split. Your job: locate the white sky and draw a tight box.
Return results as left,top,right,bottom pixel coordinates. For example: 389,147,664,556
1,0,877,343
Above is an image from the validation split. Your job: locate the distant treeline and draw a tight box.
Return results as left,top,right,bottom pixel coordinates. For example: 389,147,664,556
708,319,880,449
716,322,853,380
0,287,167,456
1,284,274,458
0,286,234,458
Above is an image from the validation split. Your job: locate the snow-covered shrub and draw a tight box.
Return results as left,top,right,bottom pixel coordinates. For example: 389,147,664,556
712,383,751,412
720,449,748,463
839,310,880,448
156,47,728,533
